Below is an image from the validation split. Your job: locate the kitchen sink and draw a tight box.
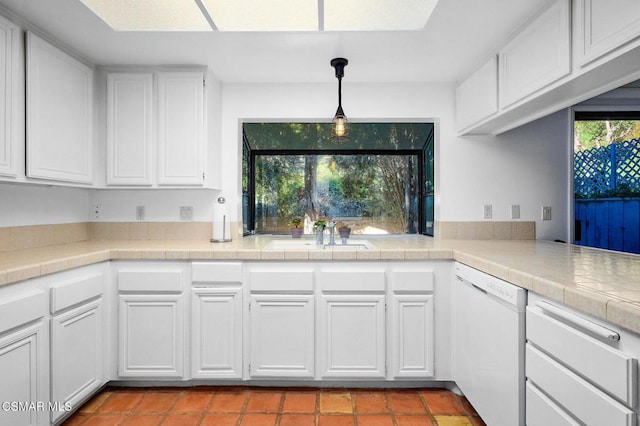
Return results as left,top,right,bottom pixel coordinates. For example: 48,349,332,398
264,239,372,250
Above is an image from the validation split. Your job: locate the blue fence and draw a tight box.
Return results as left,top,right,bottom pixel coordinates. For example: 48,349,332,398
574,198,640,253
574,138,640,198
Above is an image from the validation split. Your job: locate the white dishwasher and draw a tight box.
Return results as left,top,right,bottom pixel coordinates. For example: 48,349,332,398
453,262,526,426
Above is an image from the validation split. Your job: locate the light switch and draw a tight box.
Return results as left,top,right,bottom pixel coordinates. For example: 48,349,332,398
542,206,551,221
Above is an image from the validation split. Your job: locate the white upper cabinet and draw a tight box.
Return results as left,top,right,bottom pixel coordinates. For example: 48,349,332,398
26,32,94,184
574,0,640,67
455,56,498,132
106,73,153,185
157,71,204,186
105,70,205,187
0,15,18,177
499,0,571,108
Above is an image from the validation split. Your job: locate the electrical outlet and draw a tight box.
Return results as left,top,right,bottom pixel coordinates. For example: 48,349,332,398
483,204,492,220
542,206,552,221
180,206,194,221
511,204,521,219
93,205,102,220
136,206,145,221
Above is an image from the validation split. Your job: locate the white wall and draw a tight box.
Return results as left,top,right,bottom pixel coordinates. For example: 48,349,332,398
0,182,90,226
441,109,570,241
90,188,218,222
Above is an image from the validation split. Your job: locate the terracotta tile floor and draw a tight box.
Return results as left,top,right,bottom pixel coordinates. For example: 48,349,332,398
63,387,486,426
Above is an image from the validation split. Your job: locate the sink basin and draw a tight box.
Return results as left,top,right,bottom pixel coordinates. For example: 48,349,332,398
264,239,372,250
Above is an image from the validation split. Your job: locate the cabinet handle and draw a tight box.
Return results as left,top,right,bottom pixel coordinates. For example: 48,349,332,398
536,301,620,341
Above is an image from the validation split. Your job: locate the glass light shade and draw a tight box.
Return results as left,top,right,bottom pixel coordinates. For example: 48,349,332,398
334,116,347,137
331,110,350,144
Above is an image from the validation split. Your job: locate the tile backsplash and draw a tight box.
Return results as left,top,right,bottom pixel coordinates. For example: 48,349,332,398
0,223,91,252
435,221,535,240
1,220,534,253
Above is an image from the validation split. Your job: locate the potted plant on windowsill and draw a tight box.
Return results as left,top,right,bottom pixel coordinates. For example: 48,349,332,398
338,224,351,239
290,218,303,238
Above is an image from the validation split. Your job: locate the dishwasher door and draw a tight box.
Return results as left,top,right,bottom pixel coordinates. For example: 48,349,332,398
453,263,526,426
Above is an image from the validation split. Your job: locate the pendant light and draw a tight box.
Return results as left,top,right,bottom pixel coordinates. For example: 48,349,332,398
330,57,349,144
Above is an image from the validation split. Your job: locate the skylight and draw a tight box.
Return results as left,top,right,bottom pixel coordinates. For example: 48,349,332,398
201,0,317,31
80,0,212,31
79,0,439,32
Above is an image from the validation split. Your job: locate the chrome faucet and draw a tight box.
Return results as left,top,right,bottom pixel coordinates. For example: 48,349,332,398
327,221,336,246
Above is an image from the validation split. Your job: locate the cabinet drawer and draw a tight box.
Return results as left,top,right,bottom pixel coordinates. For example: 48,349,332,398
526,380,580,426
526,344,635,426
50,273,103,313
250,270,314,292
391,270,433,293
527,306,637,406
0,291,46,334
118,270,184,292
192,262,242,284
320,270,385,292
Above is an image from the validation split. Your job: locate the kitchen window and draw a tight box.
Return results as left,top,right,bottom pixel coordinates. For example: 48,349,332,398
573,111,640,253
242,122,434,236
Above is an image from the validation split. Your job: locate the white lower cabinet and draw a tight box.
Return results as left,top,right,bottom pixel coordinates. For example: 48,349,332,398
389,268,435,379
249,294,315,378
192,287,242,378
247,264,315,379
119,294,184,378
319,293,386,379
49,267,106,424
390,294,434,378
116,263,187,379
51,300,103,423
0,290,48,426
318,266,387,379
526,292,639,426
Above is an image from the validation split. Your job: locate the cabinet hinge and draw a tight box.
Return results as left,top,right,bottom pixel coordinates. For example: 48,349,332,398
203,78,206,87
202,172,205,181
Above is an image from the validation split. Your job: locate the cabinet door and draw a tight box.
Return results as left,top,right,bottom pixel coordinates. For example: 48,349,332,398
106,73,153,185
0,322,47,426
320,294,386,379
119,294,184,378
455,56,498,131
0,14,18,177
391,294,434,378
51,299,103,423
26,32,93,184
498,0,570,107
575,0,640,66
250,294,314,378
192,287,242,378
157,71,204,185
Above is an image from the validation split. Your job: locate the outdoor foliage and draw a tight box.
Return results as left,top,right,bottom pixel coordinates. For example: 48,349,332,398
247,123,430,234
574,120,640,152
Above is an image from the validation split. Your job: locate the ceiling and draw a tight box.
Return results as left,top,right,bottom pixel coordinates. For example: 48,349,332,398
0,0,552,84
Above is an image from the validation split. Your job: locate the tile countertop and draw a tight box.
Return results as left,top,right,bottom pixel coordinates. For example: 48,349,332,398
1,236,639,334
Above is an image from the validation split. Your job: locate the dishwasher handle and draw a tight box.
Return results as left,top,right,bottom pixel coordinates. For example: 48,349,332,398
536,301,620,341
456,275,488,294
